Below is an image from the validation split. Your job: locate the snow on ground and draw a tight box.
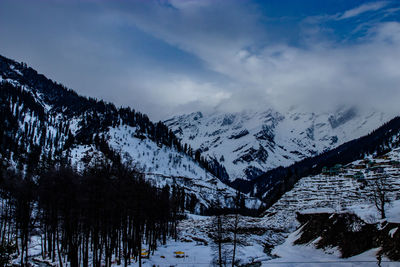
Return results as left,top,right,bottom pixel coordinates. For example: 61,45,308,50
143,240,267,267
251,149,400,265
263,148,400,234
107,125,262,210
22,213,269,267
67,126,262,211
107,125,206,178
175,214,272,266
347,199,400,224
69,144,110,172
385,200,400,223
17,148,400,266
150,147,400,266
141,240,213,267
265,227,398,267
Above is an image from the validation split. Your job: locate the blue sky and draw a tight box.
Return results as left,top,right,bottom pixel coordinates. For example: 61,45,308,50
0,0,399,120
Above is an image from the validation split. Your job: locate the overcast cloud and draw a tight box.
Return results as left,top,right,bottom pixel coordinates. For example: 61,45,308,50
0,0,399,120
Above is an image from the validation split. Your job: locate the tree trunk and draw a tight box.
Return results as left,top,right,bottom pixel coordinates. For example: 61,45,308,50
20,238,24,267
218,215,222,267
139,239,142,267
25,232,29,266
232,214,239,267
83,235,89,267
56,230,63,267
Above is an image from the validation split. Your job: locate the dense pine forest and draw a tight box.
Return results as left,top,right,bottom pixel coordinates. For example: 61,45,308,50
0,160,188,267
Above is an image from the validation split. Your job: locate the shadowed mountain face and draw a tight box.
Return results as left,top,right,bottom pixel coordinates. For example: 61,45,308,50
166,108,392,181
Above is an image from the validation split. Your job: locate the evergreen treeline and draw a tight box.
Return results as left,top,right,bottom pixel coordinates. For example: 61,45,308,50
0,54,229,181
232,116,400,207
0,81,75,176
0,161,186,267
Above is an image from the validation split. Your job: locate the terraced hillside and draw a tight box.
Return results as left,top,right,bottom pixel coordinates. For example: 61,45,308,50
264,148,400,241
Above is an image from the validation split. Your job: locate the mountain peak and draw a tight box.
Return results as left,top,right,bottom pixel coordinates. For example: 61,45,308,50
166,107,393,181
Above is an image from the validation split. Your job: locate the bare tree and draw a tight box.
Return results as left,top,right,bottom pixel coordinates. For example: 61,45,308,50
231,191,242,267
210,200,227,267
211,194,244,267
231,213,239,267
370,172,393,219
213,211,225,267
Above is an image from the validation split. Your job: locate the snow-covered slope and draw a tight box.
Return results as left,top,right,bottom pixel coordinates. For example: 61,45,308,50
165,108,392,181
0,54,260,211
263,148,400,242
70,126,261,213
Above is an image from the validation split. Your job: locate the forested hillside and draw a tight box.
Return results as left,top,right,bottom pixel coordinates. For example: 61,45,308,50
0,54,260,266
0,54,258,214
0,54,228,181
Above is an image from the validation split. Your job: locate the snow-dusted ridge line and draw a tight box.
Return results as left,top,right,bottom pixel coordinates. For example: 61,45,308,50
0,55,261,212
166,108,393,181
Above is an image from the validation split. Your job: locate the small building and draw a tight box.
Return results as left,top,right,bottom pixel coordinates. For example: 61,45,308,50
334,164,343,169
328,164,343,175
353,171,365,180
390,160,400,168
375,155,390,160
365,160,375,168
353,164,367,170
322,166,329,175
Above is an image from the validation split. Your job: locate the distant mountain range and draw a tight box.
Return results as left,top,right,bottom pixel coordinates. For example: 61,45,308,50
165,108,393,182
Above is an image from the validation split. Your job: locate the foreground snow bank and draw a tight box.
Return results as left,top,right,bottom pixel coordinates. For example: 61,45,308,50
263,212,400,266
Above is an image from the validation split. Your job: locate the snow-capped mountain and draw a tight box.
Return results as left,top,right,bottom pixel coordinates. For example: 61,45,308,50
165,108,393,181
0,54,260,211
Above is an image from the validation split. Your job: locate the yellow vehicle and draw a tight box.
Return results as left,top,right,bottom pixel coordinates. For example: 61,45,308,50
141,249,150,259
174,251,185,258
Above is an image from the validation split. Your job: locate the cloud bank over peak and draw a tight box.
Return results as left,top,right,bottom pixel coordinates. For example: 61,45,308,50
115,0,400,115
0,0,399,119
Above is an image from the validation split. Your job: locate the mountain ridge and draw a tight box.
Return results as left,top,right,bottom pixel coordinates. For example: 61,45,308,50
0,54,259,212
165,107,392,182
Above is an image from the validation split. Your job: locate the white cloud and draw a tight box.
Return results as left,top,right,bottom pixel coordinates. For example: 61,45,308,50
338,1,388,20
137,74,231,107
118,0,400,116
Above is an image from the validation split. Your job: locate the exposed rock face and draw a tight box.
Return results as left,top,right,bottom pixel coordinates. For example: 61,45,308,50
328,107,357,129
